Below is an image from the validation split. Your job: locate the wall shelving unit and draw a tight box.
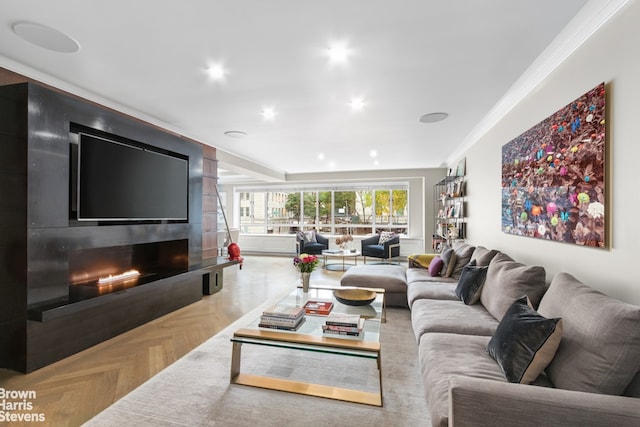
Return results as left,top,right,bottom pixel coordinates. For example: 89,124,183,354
433,175,466,252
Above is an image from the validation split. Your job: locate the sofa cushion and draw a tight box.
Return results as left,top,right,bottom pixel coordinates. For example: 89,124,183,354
340,264,407,293
480,252,546,320
406,268,457,306
450,241,476,279
470,245,499,266
455,260,488,305
406,268,457,285
407,281,458,307
427,256,444,276
487,296,563,384
537,272,640,395
441,248,456,277
419,333,506,427
411,299,499,342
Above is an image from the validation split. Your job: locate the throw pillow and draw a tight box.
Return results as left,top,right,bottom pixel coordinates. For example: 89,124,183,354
428,256,444,277
450,241,476,279
378,231,395,245
440,248,456,278
470,246,499,266
455,260,488,305
480,252,546,320
487,296,563,384
303,230,317,243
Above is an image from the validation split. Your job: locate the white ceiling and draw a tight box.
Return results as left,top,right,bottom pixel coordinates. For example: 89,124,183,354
1,0,599,182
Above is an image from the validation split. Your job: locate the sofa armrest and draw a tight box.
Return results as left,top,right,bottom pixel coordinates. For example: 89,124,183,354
448,376,640,427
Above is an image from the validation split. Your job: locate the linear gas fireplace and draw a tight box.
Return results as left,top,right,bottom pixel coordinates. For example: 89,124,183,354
68,239,189,302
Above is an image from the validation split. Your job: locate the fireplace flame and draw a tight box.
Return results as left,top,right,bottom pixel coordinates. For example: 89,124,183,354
97,269,141,286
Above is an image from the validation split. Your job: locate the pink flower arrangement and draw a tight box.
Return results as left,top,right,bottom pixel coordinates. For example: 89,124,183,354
293,253,319,273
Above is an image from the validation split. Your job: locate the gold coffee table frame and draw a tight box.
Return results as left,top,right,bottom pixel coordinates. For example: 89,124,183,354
230,286,385,406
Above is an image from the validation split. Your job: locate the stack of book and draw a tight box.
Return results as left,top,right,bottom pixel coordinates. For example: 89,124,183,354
303,300,334,315
259,304,305,331
322,313,364,336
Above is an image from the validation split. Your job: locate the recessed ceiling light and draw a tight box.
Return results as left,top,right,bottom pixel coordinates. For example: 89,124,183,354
369,149,377,158
261,107,276,120
327,42,350,64
206,63,227,81
419,112,449,123
318,153,325,160
349,97,365,111
224,130,247,139
12,21,80,53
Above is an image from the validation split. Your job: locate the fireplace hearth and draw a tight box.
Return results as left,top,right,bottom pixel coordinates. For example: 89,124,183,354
68,239,189,302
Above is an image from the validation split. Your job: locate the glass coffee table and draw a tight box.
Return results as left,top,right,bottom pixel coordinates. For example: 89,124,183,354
321,249,361,271
230,285,385,406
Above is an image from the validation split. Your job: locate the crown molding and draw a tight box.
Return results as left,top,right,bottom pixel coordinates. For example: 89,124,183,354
448,0,631,165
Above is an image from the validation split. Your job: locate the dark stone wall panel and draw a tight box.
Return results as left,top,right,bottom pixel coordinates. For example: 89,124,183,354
0,82,207,372
25,271,203,372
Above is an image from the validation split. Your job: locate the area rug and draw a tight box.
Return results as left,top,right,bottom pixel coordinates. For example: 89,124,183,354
84,301,431,427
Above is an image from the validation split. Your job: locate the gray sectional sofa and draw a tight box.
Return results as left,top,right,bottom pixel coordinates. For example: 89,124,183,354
405,242,640,426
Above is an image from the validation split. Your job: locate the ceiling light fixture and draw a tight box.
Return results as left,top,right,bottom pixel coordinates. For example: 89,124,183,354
206,63,227,81
327,42,350,64
369,149,377,158
349,97,365,111
224,130,247,139
261,107,276,120
318,153,325,160
419,112,449,123
12,21,80,53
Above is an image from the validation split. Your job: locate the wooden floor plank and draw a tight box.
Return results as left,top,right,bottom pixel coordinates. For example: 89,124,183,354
0,255,346,426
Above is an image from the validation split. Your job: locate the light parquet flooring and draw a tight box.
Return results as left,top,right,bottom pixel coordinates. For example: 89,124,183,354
0,255,346,427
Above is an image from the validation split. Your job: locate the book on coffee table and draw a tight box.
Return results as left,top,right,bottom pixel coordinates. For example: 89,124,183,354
262,304,305,319
303,300,334,315
325,313,361,327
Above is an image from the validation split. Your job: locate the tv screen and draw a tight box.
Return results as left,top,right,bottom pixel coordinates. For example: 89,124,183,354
77,133,189,221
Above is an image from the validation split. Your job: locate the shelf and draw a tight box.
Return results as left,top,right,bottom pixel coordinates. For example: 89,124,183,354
433,170,466,252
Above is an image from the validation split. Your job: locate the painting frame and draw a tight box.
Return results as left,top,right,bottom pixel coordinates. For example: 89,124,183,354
501,82,606,248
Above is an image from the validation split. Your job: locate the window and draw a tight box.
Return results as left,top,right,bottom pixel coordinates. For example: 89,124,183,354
236,184,408,235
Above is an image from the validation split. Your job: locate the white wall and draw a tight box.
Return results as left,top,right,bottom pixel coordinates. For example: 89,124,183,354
462,1,640,304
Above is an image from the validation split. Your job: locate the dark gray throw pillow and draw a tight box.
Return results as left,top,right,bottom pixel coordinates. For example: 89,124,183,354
487,296,563,384
454,260,488,305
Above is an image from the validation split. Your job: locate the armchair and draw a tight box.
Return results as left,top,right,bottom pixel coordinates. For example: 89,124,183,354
361,232,400,263
295,231,329,255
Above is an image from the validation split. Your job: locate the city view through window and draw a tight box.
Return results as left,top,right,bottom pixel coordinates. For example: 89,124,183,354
236,187,408,236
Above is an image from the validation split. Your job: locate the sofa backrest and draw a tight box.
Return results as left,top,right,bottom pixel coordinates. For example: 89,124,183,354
480,252,547,320
449,241,475,279
470,245,499,266
537,272,640,396
625,371,640,398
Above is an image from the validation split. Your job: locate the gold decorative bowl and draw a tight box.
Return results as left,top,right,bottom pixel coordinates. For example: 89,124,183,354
333,289,376,306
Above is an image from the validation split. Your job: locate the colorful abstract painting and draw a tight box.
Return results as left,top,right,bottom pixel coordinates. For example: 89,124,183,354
501,82,606,247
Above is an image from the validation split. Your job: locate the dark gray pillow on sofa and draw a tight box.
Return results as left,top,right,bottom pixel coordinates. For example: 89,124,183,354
455,260,488,305
487,296,563,384
480,252,546,320
440,247,456,278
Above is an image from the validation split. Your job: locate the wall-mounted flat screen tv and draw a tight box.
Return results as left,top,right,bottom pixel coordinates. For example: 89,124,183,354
77,133,189,221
